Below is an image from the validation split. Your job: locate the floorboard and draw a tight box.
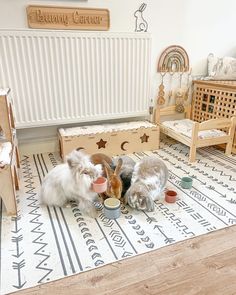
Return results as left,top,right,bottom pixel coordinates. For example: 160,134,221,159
12,225,236,295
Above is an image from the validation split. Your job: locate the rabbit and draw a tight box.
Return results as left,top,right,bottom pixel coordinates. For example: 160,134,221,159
90,153,113,170
40,150,102,217
125,156,168,211
112,155,136,197
134,3,148,32
103,158,123,201
90,153,123,202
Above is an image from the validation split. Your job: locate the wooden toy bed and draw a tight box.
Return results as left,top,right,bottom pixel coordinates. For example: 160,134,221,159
156,80,236,162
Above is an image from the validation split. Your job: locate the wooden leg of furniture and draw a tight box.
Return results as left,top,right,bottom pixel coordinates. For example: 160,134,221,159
0,166,17,216
226,117,236,155
15,146,20,168
189,122,199,162
225,140,233,155
13,165,19,190
189,146,197,162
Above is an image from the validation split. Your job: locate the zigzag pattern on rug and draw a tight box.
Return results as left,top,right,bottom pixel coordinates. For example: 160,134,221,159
1,139,236,294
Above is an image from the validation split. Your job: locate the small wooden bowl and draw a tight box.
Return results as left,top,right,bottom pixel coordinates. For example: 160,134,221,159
92,177,107,193
165,190,177,203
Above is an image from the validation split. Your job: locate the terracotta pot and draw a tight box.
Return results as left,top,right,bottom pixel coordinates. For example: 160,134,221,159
165,190,177,203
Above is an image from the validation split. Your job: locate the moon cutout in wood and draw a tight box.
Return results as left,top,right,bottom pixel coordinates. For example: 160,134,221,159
76,147,85,151
121,141,129,151
158,45,189,72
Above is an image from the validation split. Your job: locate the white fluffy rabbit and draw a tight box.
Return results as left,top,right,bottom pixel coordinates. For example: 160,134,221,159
41,150,102,217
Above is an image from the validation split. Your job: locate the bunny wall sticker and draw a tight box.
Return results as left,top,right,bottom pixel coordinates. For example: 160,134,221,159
134,3,148,32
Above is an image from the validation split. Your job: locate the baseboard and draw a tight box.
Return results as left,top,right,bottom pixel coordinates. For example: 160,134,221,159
18,136,59,156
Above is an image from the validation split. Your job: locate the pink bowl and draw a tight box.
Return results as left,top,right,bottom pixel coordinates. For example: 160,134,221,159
92,177,107,193
165,190,177,203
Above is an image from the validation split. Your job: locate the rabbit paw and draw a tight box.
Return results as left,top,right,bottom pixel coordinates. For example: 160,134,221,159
86,206,98,218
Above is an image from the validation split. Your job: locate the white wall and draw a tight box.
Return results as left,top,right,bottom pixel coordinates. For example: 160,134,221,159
1,0,236,75
1,0,236,152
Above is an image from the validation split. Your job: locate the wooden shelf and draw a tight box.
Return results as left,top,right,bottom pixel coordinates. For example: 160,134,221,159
0,88,20,215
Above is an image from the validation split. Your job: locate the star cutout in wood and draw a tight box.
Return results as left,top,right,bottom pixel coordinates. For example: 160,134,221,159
96,138,107,149
140,133,149,143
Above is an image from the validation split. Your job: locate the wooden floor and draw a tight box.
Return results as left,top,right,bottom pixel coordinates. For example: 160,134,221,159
12,225,236,295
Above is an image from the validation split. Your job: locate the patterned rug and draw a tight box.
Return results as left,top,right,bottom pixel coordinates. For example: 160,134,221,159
1,138,236,294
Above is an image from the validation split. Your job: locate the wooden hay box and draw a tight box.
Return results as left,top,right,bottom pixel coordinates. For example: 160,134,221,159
58,121,159,160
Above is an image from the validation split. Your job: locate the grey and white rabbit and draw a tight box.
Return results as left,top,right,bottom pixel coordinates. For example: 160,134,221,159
125,156,168,211
134,3,148,32
112,155,136,198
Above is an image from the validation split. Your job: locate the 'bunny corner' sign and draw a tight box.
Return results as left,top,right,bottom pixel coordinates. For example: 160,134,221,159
134,3,148,32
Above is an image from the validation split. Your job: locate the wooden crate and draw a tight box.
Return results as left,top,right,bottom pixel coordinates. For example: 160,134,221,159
58,121,159,160
0,88,16,143
192,80,236,153
0,88,20,215
0,143,19,216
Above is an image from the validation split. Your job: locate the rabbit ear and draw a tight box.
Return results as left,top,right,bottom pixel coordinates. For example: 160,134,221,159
67,157,83,173
114,158,123,175
67,152,76,169
103,160,113,179
67,158,73,168
140,3,147,11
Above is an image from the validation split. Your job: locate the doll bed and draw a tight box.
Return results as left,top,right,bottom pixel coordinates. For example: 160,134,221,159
155,80,236,162
158,106,235,162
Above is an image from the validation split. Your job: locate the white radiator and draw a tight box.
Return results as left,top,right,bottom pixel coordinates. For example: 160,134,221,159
0,30,151,128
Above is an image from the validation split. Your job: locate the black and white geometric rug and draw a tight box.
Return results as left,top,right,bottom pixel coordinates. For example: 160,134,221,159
1,138,236,294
